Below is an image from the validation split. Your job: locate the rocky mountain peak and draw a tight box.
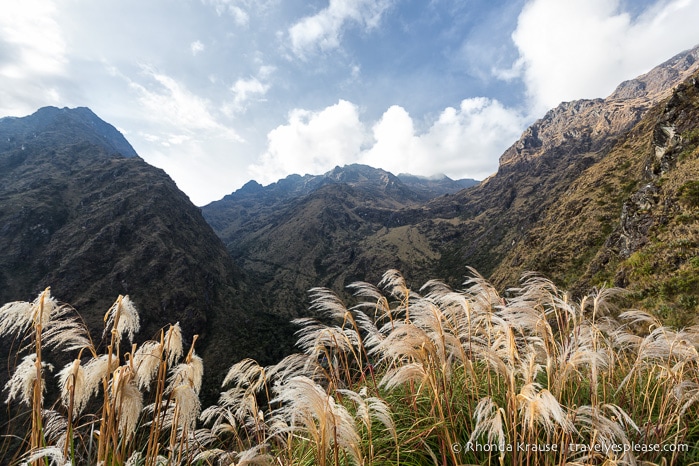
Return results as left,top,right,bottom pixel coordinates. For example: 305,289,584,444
0,106,138,159
499,45,699,168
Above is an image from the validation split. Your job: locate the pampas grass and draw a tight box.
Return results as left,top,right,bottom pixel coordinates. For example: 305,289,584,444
2,269,699,465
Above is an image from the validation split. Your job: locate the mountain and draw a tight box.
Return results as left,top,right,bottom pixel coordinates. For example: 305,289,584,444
492,70,699,325
202,164,478,316
202,45,699,326
0,107,292,401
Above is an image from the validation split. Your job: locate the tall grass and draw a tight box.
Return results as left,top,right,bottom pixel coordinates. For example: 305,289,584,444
1,270,698,465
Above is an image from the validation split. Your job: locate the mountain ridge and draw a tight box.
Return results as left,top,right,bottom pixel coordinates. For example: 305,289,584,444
200,45,699,323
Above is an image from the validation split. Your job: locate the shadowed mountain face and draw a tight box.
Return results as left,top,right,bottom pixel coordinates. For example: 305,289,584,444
0,107,293,402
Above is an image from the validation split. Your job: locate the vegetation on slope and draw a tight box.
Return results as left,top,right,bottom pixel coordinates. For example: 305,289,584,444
2,270,697,465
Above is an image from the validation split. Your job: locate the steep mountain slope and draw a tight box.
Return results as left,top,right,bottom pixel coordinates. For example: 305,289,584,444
202,46,699,324
0,107,292,399
202,164,476,316
423,45,699,287
493,72,699,324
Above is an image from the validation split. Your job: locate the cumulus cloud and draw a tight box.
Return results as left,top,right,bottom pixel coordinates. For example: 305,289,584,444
504,0,699,113
288,0,394,58
250,99,366,183
362,98,525,178
250,98,524,184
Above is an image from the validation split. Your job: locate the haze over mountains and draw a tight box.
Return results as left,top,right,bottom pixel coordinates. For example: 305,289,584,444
1,45,698,396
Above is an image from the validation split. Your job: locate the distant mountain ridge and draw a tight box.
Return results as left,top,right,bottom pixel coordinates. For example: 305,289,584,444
202,164,478,317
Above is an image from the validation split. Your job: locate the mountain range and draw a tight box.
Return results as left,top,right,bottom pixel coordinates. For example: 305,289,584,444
1,45,698,397
202,45,699,324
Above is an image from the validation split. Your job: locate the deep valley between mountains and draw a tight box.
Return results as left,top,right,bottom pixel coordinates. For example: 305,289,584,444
1,45,699,464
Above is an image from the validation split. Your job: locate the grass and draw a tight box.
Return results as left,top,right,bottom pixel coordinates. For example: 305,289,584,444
1,270,698,465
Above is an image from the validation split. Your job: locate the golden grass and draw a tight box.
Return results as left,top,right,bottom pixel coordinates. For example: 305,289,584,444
1,269,698,465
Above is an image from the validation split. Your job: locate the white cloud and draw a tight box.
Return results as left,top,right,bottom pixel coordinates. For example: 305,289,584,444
0,0,69,115
362,98,525,178
128,66,240,140
190,40,205,55
250,100,366,183
224,66,274,114
202,0,250,25
250,97,524,184
506,0,699,113
289,0,393,58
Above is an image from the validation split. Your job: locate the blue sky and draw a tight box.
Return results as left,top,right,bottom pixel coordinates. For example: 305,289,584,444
2,0,699,205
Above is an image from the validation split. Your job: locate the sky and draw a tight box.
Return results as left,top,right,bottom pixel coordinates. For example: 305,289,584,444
2,0,699,205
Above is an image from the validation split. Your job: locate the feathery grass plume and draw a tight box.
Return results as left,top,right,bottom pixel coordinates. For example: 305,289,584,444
272,375,361,466
338,386,397,460
379,269,411,302
0,300,34,337
30,287,59,328
572,404,638,464
167,384,201,431
125,451,168,466
41,409,69,457
57,358,89,417
40,304,92,353
347,280,395,335
470,397,506,453
214,357,269,448
111,365,143,438
308,287,377,358
552,324,610,397
103,295,141,346
265,353,317,385
191,448,238,465
517,382,573,434
5,353,51,406
133,340,164,390
163,322,183,366
222,358,265,391
379,269,415,323
463,267,502,309
167,352,203,395
84,353,117,396
19,446,71,466
193,444,272,466
0,288,61,344
234,443,274,465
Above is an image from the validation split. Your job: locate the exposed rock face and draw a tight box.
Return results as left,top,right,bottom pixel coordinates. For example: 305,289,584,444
499,46,699,168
